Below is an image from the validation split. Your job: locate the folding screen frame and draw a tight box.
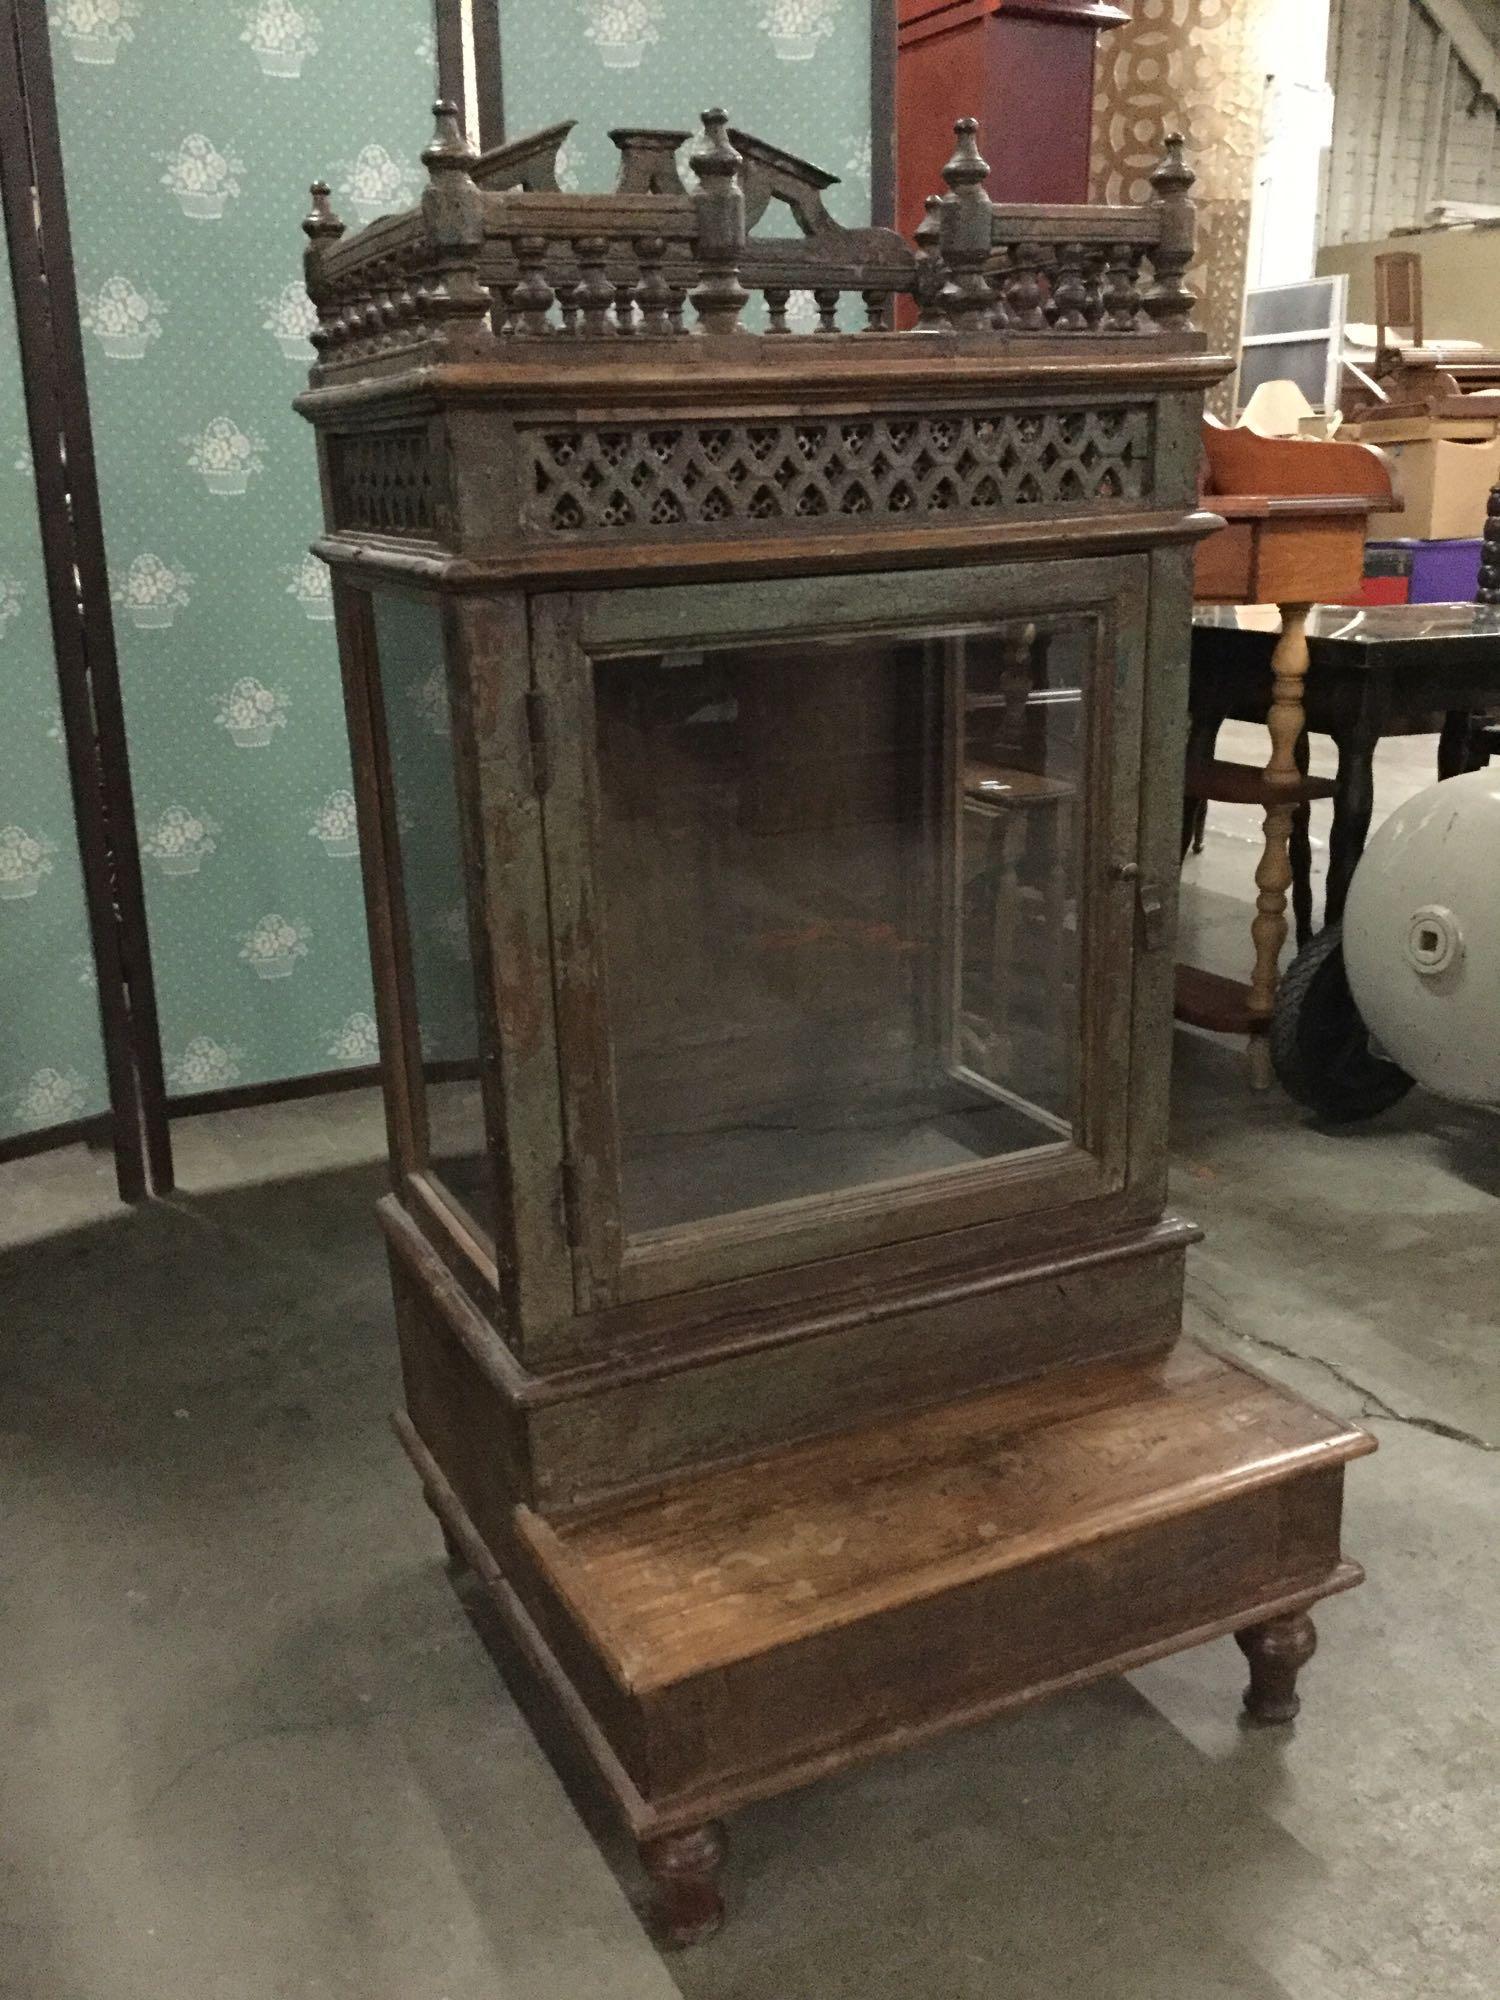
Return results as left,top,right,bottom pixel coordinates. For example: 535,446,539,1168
1,0,169,1199
0,0,897,1199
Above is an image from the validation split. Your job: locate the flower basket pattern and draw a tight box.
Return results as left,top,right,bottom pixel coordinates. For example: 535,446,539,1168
760,0,839,60
240,912,310,979
50,0,140,65
142,805,218,876
168,1037,246,1091
81,276,164,360
309,788,359,858
285,552,333,619
0,575,24,639
0,824,59,901
338,143,419,224
113,553,192,628
15,1067,89,1128
241,2,321,78
262,281,319,359
327,1011,379,1064
580,0,663,70
410,663,451,737
184,416,265,495
158,134,244,220
216,675,288,748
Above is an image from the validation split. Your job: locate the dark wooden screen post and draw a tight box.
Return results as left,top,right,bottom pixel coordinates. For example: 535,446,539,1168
1,0,172,1196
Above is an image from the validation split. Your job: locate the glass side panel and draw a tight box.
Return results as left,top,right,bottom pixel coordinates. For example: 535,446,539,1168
370,593,493,1237
592,618,1091,1237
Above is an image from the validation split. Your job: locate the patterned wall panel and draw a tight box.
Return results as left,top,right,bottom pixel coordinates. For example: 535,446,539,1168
32,2,875,1120
499,0,873,230
1092,0,1273,416
48,1,437,1101
0,245,111,1143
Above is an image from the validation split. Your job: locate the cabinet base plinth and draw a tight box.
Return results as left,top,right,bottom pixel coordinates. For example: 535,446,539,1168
394,1337,1372,1938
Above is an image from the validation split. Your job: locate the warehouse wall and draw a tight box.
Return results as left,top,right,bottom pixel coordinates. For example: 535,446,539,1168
1322,0,1500,245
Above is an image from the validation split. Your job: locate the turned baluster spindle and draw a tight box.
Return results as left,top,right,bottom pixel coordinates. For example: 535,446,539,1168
418,100,494,359
1005,243,1047,332
613,268,638,335
1038,242,1061,324
913,194,949,332
988,244,1012,332
688,108,749,335
554,271,581,336
1477,484,1500,603
574,236,616,336
813,286,840,334
762,284,791,333
634,236,673,336
1143,132,1198,332
302,180,346,358
937,117,995,331
861,286,891,333
1246,603,1313,1086
510,234,555,336
1105,241,1143,332
1052,241,1089,331
1082,245,1107,328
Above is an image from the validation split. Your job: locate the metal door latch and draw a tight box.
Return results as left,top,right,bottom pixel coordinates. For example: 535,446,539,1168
1111,860,1169,952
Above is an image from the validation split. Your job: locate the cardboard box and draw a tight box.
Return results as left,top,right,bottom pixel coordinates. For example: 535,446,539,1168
1366,436,1500,538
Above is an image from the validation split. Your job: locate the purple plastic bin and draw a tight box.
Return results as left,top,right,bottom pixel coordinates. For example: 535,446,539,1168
1366,538,1483,604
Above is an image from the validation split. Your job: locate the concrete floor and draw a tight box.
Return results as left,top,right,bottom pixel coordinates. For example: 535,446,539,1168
3,736,1497,2000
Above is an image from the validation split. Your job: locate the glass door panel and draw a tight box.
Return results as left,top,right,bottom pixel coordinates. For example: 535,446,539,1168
591,616,1092,1239
369,592,494,1240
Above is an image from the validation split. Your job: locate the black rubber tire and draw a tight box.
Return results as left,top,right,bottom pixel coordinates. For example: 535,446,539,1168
1270,923,1416,1123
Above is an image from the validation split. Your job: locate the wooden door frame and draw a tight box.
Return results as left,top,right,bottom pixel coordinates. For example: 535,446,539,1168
534,554,1149,1310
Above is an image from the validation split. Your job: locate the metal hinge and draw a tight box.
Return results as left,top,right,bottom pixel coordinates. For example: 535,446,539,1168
1111,860,1169,953
525,686,553,798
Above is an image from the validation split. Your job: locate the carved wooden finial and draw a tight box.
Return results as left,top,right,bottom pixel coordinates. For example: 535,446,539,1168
1144,130,1197,332
423,99,475,172
689,108,748,335
913,193,949,332
303,180,344,244
419,100,492,356
938,116,994,331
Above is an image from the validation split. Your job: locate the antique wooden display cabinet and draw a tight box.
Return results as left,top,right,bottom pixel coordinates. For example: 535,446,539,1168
296,105,1374,1945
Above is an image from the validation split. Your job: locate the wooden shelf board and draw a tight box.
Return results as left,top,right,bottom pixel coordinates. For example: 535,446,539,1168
1174,962,1257,1035
1184,758,1337,808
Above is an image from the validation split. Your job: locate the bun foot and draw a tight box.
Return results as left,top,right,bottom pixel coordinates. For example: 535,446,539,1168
1236,1610,1317,1724
640,1821,727,1949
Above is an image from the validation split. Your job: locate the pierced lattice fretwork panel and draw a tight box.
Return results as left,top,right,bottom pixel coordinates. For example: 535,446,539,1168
520,409,1152,539
330,429,441,539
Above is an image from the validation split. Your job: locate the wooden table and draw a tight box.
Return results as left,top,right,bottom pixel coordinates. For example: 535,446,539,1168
1188,423,1397,1080
1188,596,1500,924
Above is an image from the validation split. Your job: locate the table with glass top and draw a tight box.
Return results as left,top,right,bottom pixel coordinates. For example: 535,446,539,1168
1190,600,1500,925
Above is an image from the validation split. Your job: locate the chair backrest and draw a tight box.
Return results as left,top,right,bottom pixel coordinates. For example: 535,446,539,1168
1374,250,1423,367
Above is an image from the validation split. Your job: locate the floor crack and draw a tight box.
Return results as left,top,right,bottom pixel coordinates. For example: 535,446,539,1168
1188,1285,1498,1454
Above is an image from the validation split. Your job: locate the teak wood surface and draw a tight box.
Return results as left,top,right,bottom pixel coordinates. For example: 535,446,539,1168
296,108,1376,1939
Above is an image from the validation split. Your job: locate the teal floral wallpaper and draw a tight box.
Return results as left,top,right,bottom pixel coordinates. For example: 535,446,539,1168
501,0,873,238
0,257,111,1143
12,2,875,1137
48,0,436,1101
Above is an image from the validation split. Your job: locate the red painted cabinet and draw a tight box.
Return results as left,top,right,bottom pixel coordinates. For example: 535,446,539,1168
896,0,1127,237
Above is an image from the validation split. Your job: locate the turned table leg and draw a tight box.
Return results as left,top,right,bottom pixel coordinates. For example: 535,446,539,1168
1236,1610,1317,1725
1246,602,1312,1088
641,1821,727,1949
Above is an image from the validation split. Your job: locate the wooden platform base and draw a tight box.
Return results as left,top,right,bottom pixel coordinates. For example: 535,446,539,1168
395,1338,1372,1944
